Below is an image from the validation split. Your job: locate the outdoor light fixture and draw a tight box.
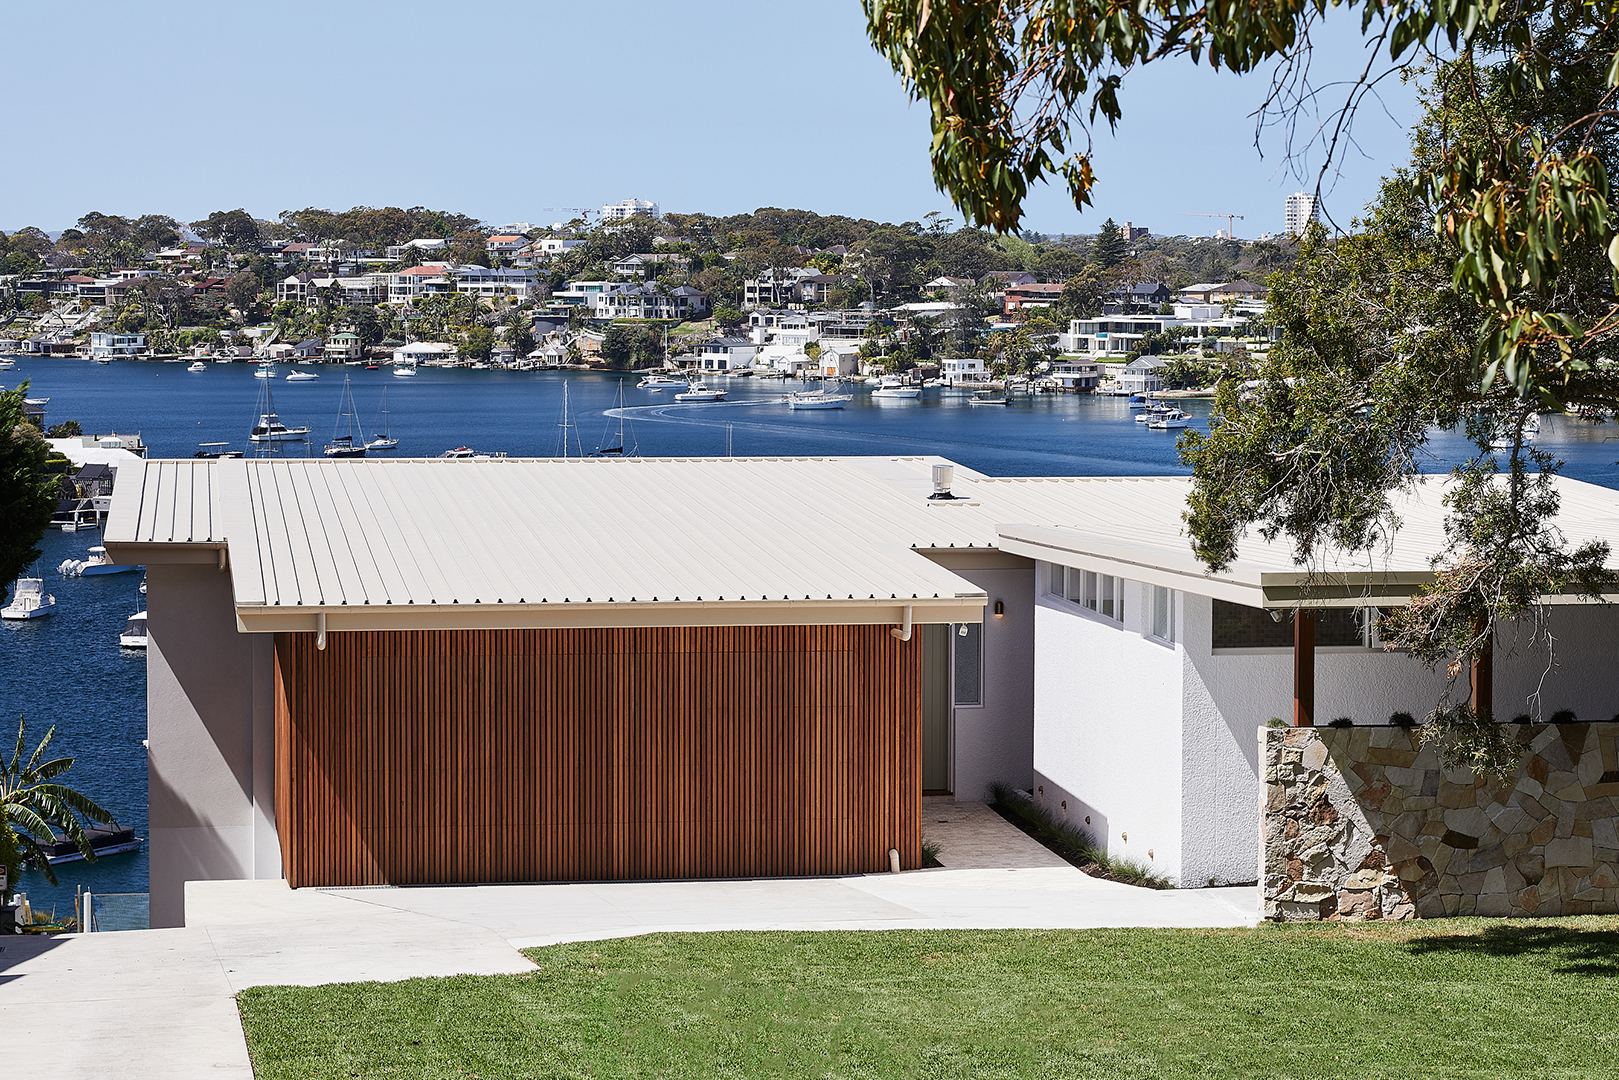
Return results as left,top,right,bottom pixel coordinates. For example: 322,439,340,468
958,624,969,637
994,600,1004,617
1268,608,1284,623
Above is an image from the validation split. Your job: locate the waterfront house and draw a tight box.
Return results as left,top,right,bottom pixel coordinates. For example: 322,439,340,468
89,332,147,360
323,331,363,363
940,356,988,384
103,456,1619,926
393,341,458,366
1059,316,1174,356
291,338,324,359
1002,282,1066,316
695,336,758,371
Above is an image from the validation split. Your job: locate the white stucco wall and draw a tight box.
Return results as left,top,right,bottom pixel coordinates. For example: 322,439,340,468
1033,581,1186,881
947,561,1035,801
147,565,278,927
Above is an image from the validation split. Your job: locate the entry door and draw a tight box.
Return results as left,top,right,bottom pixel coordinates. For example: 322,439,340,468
921,623,951,793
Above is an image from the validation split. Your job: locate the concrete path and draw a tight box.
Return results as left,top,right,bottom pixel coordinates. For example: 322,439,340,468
0,803,1258,1078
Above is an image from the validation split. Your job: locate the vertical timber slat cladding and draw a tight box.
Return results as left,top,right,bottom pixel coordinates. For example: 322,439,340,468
273,624,922,888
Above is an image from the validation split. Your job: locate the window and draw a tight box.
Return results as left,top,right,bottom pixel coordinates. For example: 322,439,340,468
1150,584,1176,644
1211,600,1371,650
952,622,982,706
1046,564,1125,625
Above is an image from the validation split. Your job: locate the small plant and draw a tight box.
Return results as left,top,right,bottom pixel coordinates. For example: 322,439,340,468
986,781,1170,889
1548,709,1578,724
1389,712,1417,728
920,839,942,868
1328,716,1354,728
1265,717,1288,728
1513,713,1534,725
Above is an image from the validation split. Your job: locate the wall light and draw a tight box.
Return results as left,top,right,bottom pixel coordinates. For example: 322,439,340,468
993,600,1005,617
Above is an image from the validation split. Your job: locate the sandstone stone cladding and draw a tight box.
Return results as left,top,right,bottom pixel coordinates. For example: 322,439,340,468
1262,723,1619,921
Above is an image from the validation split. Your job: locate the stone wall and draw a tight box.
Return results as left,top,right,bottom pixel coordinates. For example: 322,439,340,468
1262,723,1619,921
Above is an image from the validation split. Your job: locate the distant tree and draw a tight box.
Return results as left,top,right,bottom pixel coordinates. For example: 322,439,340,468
1,385,58,602
1054,269,1103,320
461,325,495,361
190,209,261,252
601,323,635,369
508,322,536,359
711,305,744,330
1092,219,1127,269
45,420,82,438
1,715,114,901
224,273,261,316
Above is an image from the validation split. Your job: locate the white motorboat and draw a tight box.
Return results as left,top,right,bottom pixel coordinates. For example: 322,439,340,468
1147,407,1190,430
639,373,687,389
285,370,320,382
788,390,851,410
674,382,727,402
58,546,138,577
250,413,310,442
871,375,921,399
187,361,207,373
253,366,278,379
438,446,508,460
392,365,418,378
192,442,242,459
119,609,148,648
2,579,56,620
969,389,1009,406
0,357,16,371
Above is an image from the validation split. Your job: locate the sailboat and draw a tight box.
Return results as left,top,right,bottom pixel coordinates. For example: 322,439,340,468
554,381,584,457
593,379,638,456
324,374,367,457
366,386,398,451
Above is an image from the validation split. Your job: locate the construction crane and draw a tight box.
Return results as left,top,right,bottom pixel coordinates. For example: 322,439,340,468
1179,212,1245,240
541,207,596,222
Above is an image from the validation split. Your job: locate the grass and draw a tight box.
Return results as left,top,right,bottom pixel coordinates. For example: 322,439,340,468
238,919,1619,1079
987,781,1170,888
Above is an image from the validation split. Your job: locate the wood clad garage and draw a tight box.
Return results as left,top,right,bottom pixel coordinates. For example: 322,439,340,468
274,625,922,887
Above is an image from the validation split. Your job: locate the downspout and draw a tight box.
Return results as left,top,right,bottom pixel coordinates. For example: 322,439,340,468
890,605,913,641
315,611,327,651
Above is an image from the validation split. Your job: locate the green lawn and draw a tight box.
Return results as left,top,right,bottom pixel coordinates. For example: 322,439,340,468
238,919,1619,1079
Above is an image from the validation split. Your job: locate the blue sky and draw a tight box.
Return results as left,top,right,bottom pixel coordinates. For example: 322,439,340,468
5,1,1417,239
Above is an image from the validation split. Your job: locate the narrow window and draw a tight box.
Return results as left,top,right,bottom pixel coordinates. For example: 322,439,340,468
952,623,982,706
1151,584,1176,643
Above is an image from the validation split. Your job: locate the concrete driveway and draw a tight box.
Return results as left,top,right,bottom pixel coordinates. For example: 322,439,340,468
0,802,1257,1078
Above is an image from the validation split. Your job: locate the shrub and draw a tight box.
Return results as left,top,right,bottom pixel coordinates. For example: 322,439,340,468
1549,709,1578,724
1389,712,1417,727
1328,717,1354,728
1265,717,1288,728
985,781,1169,889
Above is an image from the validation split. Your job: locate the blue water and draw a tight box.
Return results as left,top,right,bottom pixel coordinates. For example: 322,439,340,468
3,354,1616,914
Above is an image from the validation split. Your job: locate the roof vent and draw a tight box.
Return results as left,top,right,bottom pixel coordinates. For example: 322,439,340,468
928,464,958,501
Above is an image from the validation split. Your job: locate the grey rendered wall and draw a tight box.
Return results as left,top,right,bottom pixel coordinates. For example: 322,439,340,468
146,564,277,927
940,557,1035,801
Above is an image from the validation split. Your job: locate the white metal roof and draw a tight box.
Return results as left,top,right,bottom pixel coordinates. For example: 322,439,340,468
995,474,1619,607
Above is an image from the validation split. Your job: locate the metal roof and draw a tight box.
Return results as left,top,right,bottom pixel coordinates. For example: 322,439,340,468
995,475,1619,607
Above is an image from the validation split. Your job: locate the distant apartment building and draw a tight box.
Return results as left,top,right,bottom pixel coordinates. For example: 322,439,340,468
591,284,707,320
601,198,659,221
1121,221,1151,242
1285,191,1320,236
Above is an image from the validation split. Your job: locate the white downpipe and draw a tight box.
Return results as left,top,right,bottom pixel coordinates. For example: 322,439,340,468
890,605,913,641
888,848,901,873
217,547,228,572
82,890,93,933
315,612,327,651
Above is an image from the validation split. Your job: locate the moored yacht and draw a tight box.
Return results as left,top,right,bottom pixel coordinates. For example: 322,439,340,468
285,369,320,382
119,609,148,648
58,545,138,576
638,372,687,388
674,381,727,402
187,361,208,373
2,579,56,620
871,374,921,399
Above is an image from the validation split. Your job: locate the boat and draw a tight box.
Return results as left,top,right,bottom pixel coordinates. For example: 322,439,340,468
1147,407,1190,430
285,370,320,382
366,387,399,451
592,380,638,456
674,381,727,402
392,364,418,378
324,375,367,457
253,365,278,379
249,381,309,443
0,357,18,370
438,447,508,460
1128,394,1152,409
788,389,851,410
58,545,139,577
44,822,143,864
187,361,207,373
193,442,243,459
1136,404,1167,424
119,609,148,648
638,372,687,388
968,389,1009,406
871,375,921,399
1490,415,1541,451
2,579,56,620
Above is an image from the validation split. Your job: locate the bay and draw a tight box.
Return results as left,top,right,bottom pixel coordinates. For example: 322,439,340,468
3,353,1615,914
